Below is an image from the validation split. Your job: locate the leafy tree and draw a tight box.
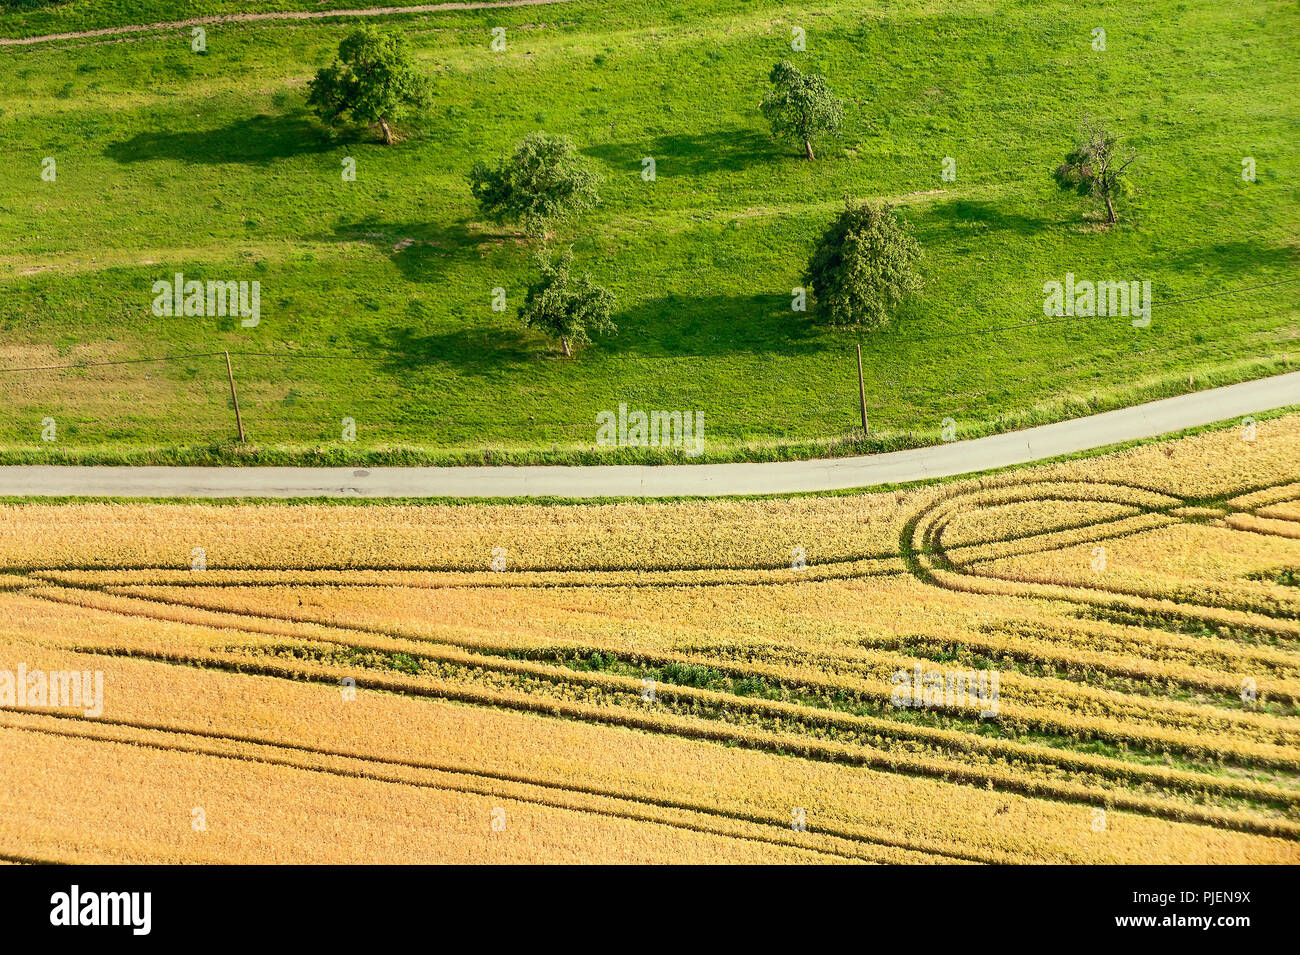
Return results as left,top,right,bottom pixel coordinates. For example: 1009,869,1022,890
760,60,844,160
518,248,615,357
1053,119,1139,224
307,27,431,145
804,201,922,328
469,133,601,236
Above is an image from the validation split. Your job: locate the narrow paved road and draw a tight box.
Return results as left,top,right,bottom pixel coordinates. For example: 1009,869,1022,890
4,372,1296,498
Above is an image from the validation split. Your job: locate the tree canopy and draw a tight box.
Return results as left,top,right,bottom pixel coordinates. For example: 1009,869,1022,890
469,133,601,235
1053,119,1139,223
760,60,844,160
307,27,432,144
518,248,616,357
804,201,922,328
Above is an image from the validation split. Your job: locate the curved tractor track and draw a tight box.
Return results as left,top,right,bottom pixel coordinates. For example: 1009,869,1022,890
3,471,1299,863
905,475,1300,625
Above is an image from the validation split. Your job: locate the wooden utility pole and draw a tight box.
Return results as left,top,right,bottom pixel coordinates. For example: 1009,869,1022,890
224,350,246,443
856,344,868,435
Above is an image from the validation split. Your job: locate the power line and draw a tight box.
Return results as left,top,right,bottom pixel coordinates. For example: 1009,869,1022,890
0,351,226,374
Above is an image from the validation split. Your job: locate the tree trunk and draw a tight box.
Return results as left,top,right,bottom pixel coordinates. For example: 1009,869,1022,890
379,118,394,145
804,138,815,161
1104,193,1117,223
561,336,572,358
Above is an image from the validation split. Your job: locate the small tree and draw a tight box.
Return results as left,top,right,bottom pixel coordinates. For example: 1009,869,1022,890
308,27,431,144
760,60,844,160
1053,119,1139,224
469,133,601,236
518,248,615,357
804,201,922,328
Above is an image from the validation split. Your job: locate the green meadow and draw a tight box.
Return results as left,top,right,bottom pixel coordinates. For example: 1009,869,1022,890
0,0,1295,463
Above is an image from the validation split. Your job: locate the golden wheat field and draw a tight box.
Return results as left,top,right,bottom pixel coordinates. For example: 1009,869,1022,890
2,418,1300,864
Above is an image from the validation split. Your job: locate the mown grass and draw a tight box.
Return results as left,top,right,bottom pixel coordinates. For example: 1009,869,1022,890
0,0,1296,462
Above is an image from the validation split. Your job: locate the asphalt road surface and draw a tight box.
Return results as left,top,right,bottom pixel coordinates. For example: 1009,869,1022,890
3,372,1296,498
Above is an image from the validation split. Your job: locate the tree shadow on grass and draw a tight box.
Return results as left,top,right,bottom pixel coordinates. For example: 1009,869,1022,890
1160,238,1299,277
582,128,782,177
350,291,834,379
320,218,530,284
598,292,830,358
919,197,1060,238
105,112,339,165
353,323,544,379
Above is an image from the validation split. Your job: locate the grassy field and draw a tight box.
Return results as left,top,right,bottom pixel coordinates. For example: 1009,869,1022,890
1,416,1299,862
0,0,1296,463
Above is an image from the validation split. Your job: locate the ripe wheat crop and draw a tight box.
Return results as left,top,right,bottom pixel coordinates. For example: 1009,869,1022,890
3,416,1300,862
